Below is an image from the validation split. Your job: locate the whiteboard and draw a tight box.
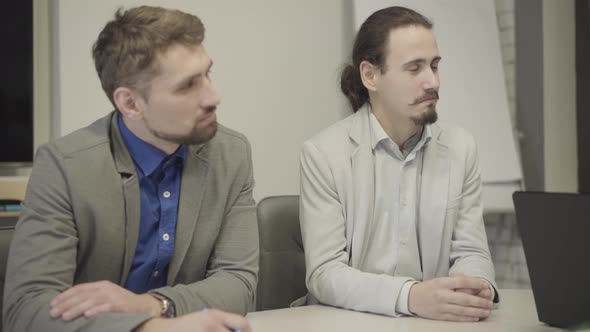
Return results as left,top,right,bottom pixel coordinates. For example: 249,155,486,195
353,0,523,211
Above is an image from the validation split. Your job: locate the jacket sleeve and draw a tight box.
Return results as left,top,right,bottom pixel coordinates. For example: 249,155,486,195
151,138,259,316
3,144,152,332
300,140,413,317
447,133,500,303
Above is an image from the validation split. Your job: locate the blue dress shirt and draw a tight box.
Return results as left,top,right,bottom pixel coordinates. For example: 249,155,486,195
118,115,186,294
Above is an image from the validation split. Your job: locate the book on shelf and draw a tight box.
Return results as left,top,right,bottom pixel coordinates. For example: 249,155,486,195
0,200,22,212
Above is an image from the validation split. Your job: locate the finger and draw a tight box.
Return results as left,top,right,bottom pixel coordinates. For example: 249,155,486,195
212,310,252,332
455,288,478,295
84,303,114,318
50,293,88,318
61,299,97,321
477,288,492,300
446,291,493,309
443,303,491,319
51,286,109,318
458,287,492,301
444,275,489,290
51,282,98,307
51,287,82,307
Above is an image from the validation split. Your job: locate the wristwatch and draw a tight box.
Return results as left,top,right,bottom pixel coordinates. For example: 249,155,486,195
150,292,176,318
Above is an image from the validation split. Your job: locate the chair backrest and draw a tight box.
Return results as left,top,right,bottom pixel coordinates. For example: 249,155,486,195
0,215,18,330
0,178,25,330
256,195,307,311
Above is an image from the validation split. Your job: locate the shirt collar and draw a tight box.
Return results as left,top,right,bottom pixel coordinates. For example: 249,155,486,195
117,113,186,177
369,110,390,151
368,109,433,156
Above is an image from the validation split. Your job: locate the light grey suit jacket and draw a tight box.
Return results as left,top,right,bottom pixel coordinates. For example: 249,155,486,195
300,106,497,316
3,112,259,332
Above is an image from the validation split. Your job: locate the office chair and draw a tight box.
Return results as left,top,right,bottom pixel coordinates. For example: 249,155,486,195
0,177,26,329
0,214,18,330
256,195,307,311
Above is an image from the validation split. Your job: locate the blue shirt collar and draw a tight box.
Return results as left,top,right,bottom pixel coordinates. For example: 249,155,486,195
117,113,186,177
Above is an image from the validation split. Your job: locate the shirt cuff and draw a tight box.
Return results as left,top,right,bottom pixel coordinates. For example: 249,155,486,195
395,280,418,316
486,280,495,301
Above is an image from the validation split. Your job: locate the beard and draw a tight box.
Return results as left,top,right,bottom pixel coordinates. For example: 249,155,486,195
147,120,218,146
411,105,438,126
409,89,439,126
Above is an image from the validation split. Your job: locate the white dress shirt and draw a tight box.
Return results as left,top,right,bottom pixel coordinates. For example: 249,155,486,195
361,111,432,315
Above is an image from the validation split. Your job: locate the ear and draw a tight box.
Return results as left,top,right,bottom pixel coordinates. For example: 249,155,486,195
113,87,144,120
359,60,380,92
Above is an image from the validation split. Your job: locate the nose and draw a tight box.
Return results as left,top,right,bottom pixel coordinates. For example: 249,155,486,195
201,79,221,108
422,67,440,91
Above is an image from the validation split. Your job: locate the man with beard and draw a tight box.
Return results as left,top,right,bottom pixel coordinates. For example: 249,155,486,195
4,6,256,332
299,6,498,322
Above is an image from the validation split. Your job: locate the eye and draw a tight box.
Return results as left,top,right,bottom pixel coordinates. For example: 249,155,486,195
431,59,441,72
177,79,198,93
408,65,420,72
183,80,194,89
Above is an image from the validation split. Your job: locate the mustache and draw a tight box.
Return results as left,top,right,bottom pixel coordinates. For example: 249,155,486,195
410,90,439,105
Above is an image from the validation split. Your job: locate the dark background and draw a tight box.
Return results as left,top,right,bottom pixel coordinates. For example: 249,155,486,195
0,1,33,163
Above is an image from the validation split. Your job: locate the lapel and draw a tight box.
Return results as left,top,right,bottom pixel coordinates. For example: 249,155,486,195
348,105,376,268
109,113,141,285
166,143,209,283
419,124,451,278
110,112,210,284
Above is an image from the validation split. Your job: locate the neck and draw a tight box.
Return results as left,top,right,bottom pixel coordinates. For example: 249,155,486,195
122,117,180,155
370,103,422,148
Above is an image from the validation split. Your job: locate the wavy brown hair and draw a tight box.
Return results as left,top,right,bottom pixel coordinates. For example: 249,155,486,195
92,6,205,107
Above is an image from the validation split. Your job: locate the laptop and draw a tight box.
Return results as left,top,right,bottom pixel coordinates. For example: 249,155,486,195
513,191,590,328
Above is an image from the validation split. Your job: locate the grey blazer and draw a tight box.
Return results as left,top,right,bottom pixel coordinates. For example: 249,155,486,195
3,112,259,332
300,105,497,316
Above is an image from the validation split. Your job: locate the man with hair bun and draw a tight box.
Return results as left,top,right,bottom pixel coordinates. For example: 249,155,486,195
300,6,498,322
4,6,256,332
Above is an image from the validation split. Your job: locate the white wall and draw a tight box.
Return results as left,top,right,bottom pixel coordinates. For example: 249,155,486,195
542,0,578,192
54,0,351,200
46,0,580,199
